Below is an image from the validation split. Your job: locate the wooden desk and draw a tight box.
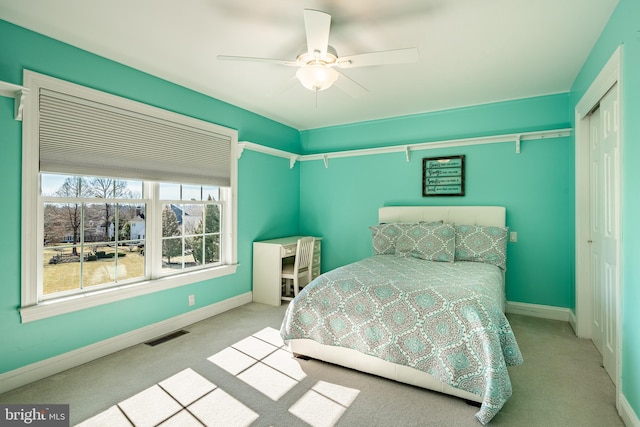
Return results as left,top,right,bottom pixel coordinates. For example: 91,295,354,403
252,236,321,306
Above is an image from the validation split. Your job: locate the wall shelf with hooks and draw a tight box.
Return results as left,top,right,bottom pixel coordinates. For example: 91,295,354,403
239,128,572,170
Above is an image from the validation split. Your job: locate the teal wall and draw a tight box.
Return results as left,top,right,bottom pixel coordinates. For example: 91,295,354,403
0,19,300,373
570,0,640,418
299,94,574,308
300,95,571,154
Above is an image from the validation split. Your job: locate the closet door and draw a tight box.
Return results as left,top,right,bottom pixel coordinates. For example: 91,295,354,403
589,107,603,356
589,85,620,385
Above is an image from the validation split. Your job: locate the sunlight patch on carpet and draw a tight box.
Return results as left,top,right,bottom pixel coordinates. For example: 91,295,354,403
289,381,360,427
76,327,360,426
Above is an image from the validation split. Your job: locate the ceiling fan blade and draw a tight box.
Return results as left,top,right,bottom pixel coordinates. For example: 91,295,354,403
217,55,298,66
336,47,418,68
334,71,369,98
304,9,331,57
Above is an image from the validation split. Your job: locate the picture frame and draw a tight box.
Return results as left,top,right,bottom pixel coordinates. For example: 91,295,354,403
422,155,465,197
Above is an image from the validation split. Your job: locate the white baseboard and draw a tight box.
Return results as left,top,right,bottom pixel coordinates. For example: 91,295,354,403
0,292,252,395
506,301,572,322
621,393,640,427
568,309,577,333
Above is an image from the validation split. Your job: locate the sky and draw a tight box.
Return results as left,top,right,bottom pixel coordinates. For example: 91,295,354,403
40,173,219,201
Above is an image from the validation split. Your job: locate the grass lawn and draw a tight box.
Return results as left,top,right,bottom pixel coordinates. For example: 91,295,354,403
43,245,145,295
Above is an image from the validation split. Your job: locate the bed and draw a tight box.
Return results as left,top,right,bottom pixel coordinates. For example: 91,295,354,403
280,206,523,424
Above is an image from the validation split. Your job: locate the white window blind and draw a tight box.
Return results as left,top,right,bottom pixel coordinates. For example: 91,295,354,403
39,88,232,186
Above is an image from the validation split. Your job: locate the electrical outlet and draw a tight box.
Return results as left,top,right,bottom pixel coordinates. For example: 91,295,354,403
510,232,518,243
188,294,195,306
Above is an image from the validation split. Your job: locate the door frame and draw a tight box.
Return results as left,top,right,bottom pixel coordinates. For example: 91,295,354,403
574,45,622,405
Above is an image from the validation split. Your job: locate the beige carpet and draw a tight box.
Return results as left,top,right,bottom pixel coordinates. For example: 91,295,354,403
0,302,625,426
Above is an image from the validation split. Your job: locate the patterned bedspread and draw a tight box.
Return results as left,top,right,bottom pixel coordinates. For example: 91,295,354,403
280,255,523,424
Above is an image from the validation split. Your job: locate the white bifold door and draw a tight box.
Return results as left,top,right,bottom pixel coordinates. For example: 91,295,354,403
589,84,620,386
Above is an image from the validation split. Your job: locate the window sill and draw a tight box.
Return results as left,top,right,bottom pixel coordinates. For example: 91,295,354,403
19,264,238,323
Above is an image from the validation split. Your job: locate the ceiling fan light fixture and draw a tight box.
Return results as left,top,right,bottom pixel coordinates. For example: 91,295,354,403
296,63,339,91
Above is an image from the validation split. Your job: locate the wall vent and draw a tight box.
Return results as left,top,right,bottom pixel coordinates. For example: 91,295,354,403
144,330,189,346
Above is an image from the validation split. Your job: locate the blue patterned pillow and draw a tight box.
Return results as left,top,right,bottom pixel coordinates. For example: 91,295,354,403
370,221,443,255
369,223,415,255
454,224,509,269
395,222,456,262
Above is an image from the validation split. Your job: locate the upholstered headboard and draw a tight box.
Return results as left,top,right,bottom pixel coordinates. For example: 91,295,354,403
378,206,506,227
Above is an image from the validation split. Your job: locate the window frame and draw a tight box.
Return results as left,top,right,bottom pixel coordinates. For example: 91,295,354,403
20,71,238,323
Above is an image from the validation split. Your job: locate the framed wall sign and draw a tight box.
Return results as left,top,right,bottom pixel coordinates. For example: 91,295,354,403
422,155,465,197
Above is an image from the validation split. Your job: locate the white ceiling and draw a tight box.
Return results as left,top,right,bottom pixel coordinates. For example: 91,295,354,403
0,0,618,130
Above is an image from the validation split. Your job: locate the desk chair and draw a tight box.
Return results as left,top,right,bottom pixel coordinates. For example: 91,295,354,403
282,236,315,298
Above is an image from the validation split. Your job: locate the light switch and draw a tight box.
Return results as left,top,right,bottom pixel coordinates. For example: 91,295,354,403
510,232,518,243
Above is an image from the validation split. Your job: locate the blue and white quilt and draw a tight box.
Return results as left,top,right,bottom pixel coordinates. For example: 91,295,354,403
281,255,523,424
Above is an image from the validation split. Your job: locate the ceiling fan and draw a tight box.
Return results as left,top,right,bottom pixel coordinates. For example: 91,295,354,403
217,9,418,97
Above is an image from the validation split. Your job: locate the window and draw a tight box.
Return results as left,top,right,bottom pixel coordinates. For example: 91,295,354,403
159,183,223,274
21,71,238,322
41,175,145,298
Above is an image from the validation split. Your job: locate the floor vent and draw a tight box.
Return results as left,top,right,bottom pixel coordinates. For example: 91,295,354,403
145,330,189,346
